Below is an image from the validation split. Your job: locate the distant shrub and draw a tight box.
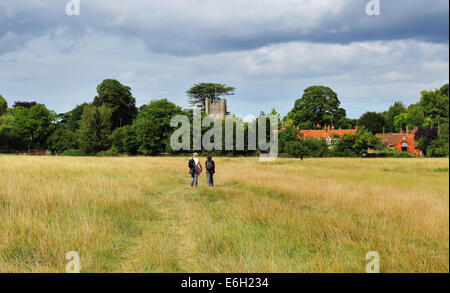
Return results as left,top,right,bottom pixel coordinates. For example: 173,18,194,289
433,168,449,173
330,149,358,157
393,151,415,158
97,149,120,157
61,149,86,156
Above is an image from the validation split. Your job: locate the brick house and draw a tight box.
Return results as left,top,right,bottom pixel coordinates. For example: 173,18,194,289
376,127,421,156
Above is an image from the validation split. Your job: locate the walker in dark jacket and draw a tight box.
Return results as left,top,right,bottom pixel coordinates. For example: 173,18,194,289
205,156,215,187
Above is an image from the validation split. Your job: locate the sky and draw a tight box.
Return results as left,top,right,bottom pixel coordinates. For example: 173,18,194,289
0,0,448,119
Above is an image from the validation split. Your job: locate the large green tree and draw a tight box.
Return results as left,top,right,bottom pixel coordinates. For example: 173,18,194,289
287,86,346,129
77,105,112,154
47,127,78,154
187,83,235,112
133,99,184,154
0,95,7,116
419,84,449,124
10,104,55,150
93,79,138,129
65,103,90,131
382,101,407,132
358,112,386,134
111,125,139,155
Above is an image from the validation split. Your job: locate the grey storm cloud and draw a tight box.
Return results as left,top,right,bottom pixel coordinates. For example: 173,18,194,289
0,0,448,56
0,0,448,118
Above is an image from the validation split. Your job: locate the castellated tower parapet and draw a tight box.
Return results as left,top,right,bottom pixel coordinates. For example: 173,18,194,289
205,98,227,119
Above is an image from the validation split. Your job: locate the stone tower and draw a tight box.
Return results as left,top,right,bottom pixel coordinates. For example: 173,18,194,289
205,98,227,119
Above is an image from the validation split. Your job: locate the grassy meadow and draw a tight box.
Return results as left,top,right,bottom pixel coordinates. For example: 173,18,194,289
0,155,448,273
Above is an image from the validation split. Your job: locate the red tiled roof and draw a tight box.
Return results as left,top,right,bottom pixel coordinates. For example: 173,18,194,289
376,133,417,147
276,124,358,140
300,128,357,139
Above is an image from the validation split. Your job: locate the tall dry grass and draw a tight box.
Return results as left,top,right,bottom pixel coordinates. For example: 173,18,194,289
0,155,448,272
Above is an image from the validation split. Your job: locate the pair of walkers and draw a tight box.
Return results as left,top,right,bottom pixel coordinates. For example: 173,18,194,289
188,153,215,187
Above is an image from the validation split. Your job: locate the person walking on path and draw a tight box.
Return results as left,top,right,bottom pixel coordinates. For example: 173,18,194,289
205,155,215,187
188,153,202,187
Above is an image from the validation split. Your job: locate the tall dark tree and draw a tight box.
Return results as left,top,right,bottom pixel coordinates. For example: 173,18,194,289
287,86,346,128
13,101,38,109
439,83,449,98
358,112,386,134
187,83,235,112
382,101,407,132
77,105,112,154
415,126,439,156
93,79,138,129
66,103,90,131
427,123,449,157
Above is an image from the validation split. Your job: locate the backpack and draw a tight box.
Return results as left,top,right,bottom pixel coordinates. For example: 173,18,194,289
205,160,215,172
188,158,195,169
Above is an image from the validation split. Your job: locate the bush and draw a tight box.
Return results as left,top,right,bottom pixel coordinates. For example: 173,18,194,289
97,149,120,157
330,149,357,157
285,141,309,159
111,125,138,155
61,149,87,156
393,151,415,158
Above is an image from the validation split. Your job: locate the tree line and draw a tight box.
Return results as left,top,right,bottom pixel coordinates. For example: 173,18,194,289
0,80,448,157
281,84,449,158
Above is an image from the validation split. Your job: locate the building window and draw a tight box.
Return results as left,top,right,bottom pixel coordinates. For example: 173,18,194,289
401,142,408,152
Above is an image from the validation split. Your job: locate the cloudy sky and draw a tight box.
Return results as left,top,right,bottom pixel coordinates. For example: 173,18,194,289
0,0,448,118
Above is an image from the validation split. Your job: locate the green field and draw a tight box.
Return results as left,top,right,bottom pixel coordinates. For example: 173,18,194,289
0,156,448,273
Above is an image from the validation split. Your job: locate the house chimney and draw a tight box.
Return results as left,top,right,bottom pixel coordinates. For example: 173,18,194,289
406,125,409,133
